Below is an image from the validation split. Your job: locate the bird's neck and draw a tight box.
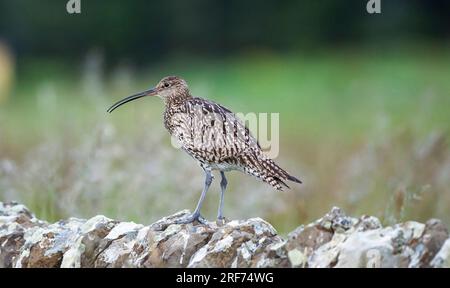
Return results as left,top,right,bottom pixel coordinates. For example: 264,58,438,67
164,91,192,106
163,93,191,134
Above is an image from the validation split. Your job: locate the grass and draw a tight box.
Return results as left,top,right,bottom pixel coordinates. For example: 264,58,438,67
1,47,450,234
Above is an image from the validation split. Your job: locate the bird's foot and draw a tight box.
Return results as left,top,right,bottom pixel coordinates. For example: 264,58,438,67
216,216,228,226
174,212,208,225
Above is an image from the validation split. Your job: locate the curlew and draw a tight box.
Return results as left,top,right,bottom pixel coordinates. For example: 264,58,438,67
107,76,301,224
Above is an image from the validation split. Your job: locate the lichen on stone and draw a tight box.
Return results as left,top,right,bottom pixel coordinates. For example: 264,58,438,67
1,201,449,268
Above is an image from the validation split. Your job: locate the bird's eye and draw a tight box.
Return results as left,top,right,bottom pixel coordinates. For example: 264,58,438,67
164,82,170,88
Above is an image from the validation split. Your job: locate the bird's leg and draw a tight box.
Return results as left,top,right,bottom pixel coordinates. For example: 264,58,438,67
175,169,213,224
217,171,227,223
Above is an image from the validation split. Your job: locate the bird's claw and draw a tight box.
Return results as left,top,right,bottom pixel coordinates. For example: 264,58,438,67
216,217,228,226
175,213,208,225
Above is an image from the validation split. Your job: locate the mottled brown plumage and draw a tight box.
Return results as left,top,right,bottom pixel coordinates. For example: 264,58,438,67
107,76,301,223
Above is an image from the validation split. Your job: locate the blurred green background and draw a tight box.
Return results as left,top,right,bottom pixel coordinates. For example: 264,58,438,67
0,0,449,234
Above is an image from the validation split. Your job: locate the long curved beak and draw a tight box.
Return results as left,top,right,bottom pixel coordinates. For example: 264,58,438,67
107,88,158,113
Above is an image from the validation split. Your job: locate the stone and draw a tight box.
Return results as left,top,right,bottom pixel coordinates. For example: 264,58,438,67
0,201,449,268
431,238,450,268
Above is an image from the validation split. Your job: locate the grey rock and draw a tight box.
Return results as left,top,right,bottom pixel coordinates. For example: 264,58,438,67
0,201,448,268
431,238,450,268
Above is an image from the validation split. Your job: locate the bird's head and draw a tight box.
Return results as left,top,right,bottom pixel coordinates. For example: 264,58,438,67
107,76,190,113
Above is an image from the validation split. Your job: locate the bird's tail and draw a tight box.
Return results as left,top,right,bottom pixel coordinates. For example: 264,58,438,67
242,153,302,191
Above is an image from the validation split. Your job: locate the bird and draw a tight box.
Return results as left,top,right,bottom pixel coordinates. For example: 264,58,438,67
107,76,301,224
